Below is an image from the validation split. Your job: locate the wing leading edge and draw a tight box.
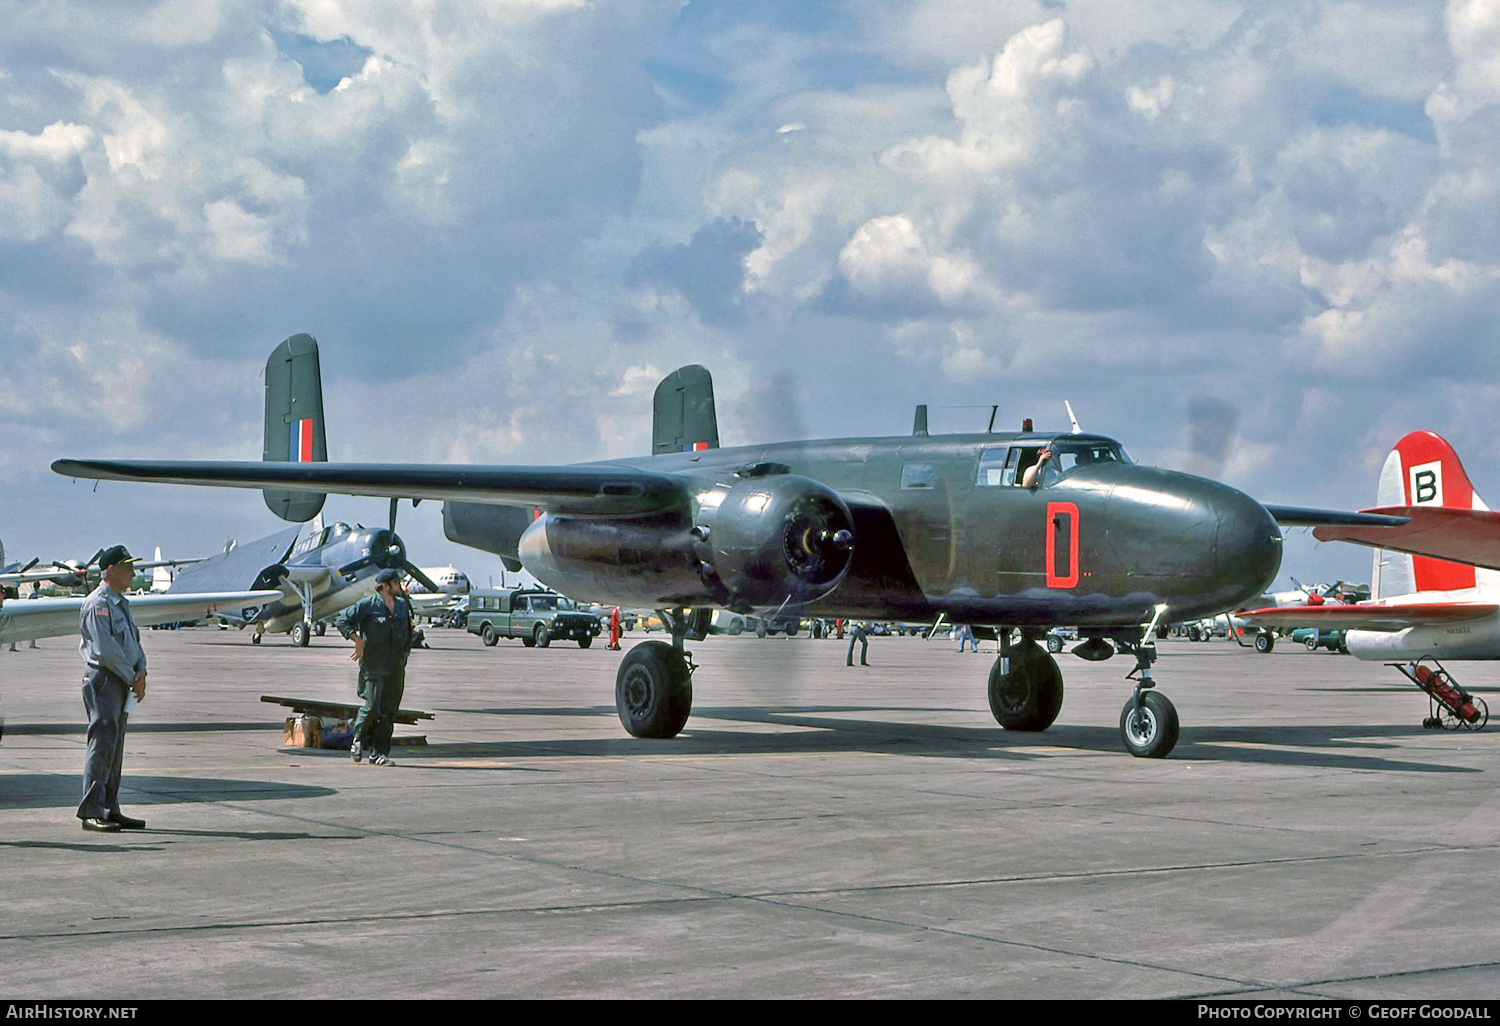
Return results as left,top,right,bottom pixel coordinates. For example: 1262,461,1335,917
1238,602,1500,632
52,460,693,518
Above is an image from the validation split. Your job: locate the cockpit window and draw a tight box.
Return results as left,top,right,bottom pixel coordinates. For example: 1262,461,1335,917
1048,441,1130,477
981,440,1131,488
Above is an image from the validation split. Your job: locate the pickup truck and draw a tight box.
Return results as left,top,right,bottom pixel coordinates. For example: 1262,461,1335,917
466,588,602,649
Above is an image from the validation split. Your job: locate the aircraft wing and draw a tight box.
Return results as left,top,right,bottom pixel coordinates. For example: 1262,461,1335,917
53,459,692,517
0,590,282,645
1262,506,1410,528
1237,602,1500,632
0,568,78,587
1310,505,1500,571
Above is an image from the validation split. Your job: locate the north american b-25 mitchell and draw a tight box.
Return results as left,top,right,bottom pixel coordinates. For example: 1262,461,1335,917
53,342,1403,757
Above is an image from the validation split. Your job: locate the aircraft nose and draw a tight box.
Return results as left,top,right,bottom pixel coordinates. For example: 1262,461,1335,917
1211,484,1282,603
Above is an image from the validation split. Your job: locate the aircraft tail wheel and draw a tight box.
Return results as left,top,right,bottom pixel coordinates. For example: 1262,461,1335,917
1119,692,1179,758
616,640,693,739
988,644,1064,731
251,632,262,645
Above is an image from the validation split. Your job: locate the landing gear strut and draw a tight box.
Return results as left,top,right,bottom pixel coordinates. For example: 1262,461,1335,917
1116,604,1179,759
614,607,701,739
988,631,1064,731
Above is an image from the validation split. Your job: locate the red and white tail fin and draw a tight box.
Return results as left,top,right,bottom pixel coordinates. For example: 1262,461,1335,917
1373,431,1490,598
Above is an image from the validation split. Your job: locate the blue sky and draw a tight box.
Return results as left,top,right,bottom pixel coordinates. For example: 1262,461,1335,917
4,0,1499,593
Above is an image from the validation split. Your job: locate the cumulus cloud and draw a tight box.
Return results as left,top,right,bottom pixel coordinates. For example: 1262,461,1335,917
6,1,1500,591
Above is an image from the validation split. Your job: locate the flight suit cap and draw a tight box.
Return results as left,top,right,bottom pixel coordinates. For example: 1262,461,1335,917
99,545,138,571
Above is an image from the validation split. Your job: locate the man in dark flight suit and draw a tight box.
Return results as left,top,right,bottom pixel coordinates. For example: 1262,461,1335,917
337,569,414,767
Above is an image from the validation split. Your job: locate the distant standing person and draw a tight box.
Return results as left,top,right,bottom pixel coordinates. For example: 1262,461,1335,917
846,620,871,667
76,545,148,833
956,624,979,652
338,568,415,767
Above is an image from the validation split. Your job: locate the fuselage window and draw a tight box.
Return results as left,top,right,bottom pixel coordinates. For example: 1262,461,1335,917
976,447,1010,487
901,463,938,489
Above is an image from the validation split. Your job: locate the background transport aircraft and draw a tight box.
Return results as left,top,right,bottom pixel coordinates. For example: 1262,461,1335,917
1241,431,1500,664
54,338,1404,759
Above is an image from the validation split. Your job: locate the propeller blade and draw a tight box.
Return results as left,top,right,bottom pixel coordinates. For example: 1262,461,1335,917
398,560,441,594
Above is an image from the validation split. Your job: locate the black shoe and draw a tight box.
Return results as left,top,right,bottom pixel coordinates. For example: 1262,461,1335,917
108,812,146,830
81,817,121,833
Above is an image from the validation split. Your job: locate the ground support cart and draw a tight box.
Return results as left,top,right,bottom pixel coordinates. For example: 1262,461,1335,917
1386,658,1490,731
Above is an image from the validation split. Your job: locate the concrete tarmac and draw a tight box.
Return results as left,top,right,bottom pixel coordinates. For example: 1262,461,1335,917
2,628,1499,999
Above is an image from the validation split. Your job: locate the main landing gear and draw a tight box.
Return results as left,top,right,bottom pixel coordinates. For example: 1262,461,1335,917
987,605,1181,758
614,608,707,739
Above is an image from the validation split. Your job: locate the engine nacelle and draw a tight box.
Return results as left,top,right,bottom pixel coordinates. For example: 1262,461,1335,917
696,475,854,612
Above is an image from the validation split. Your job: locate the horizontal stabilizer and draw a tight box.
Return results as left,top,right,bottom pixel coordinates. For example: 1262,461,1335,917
54,460,693,518
1313,505,1500,573
1237,601,1499,632
1263,506,1410,528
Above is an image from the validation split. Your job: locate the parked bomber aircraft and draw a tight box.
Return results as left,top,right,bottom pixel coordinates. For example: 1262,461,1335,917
53,349,1405,757
1241,431,1500,662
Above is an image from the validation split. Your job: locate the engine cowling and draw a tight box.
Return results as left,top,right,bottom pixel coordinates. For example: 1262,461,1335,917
696,475,854,612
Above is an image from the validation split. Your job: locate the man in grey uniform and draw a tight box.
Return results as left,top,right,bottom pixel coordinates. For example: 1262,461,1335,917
77,545,149,833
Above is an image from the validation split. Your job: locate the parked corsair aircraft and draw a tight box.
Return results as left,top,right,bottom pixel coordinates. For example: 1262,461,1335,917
1241,431,1500,661
169,518,437,645
54,340,1405,757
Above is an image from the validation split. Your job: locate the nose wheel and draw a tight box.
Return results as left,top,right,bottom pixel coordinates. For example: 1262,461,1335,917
1120,690,1179,758
1116,603,1179,758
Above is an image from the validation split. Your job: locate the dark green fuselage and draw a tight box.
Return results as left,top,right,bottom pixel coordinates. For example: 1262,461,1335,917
514,431,1283,628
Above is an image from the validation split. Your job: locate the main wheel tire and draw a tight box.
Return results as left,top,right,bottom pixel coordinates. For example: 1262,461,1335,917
578,635,593,649
1305,635,1319,651
785,622,798,637
1188,626,1201,642
291,621,310,647
534,625,551,648
616,640,692,738
988,644,1064,731
1119,692,1180,758
1046,635,1064,654
1254,632,1274,654
482,623,499,646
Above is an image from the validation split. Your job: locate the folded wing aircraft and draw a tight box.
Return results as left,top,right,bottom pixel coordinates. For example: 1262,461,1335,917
53,338,1405,758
